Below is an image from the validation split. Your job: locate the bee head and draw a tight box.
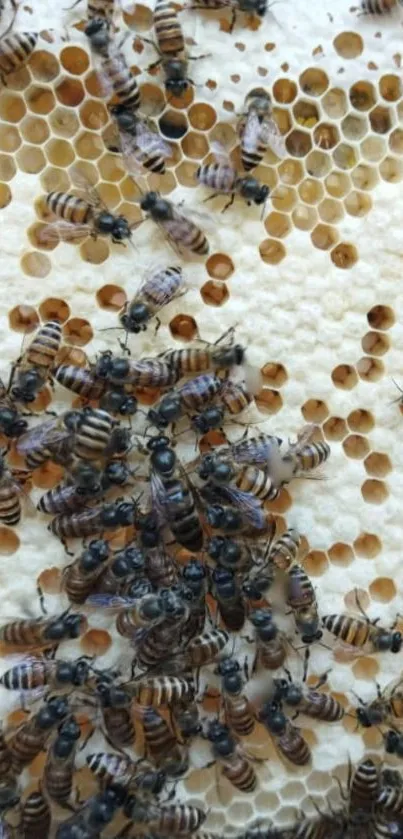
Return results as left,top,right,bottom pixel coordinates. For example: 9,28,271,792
122,301,150,332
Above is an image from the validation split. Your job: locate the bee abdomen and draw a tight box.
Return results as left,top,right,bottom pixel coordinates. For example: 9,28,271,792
322,614,370,647
222,755,257,792
180,374,223,410
154,0,184,55
222,382,253,415
37,484,80,515
303,692,344,722
225,695,256,736
103,706,135,747
101,54,141,110
0,659,49,690
73,408,114,460
46,192,93,225
26,320,62,370
0,32,38,76
197,163,236,193
21,791,51,839
235,465,278,500
53,365,107,399
0,486,20,525
360,0,396,11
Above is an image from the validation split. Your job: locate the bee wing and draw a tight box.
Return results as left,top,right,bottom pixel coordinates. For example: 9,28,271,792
210,140,234,168
262,117,287,159
69,165,107,211
150,470,168,528
85,594,139,609
218,485,266,529
16,420,70,456
37,221,93,244
242,110,262,153
134,121,172,158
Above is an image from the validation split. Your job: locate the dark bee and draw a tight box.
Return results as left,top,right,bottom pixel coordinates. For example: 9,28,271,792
216,658,256,737
85,19,141,112
286,563,322,644
190,381,256,434
0,31,38,83
199,451,278,507
16,409,84,470
205,502,245,534
99,386,138,417
134,705,189,775
10,320,62,405
49,498,136,545
217,432,283,468
0,377,28,438
94,351,179,389
148,374,224,429
180,558,208,640
44,716,81,805
135,614,186,671
8,695,70,774
172,699,203,743
161,327,245,376
377,779,403,814
188,0,267,32
207,535,253,572
52,364,108,401
119,266,185,334
123,796,206,835
148,435,203,552
322,593,402,654
21,791,52,839
169,628,229,672
384,729,403,758
86,750,137,785
140,191,210,256
206,720,257,793
89,583,186,638
211,567,245,631
145,547,178,589
62,539,111,605
196,142,269,211
37,459,131,515
0,728,18,811
0,609,87,651
272,670,344,723
95,543,146,594
371,813,403,839
54,787,125,839
348,758,380,828
238,88,287,171
0,655,92,694
0,451,24,527
249,609,287,671
259,701,311,766
112,106,172,175
355,680,403,729
95,679,136,749
133,675,195,707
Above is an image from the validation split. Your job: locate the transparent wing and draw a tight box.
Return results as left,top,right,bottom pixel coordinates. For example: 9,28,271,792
69,165,107,211
242,110,262,153
265,118,288,159
37,221,92,244
210,140,233,167
134,121,172,158
85,594,139,609
16,419,69,456
229,436,282,465
218,484,266,529
150,470,168,528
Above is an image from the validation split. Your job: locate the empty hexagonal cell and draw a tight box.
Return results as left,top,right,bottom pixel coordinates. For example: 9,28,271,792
264,212,291,239
292,205,318,231
56,77,85,108
29,50,60,82
80,239,110,265
349,80,376,111
259,239,286,264
0,154,16,181
286,129,312,157
20,115,49,145
299,68,329,96
45,138,75,167
272,78,297,103
278,159,304,185
367,305,395,331
311,224,339,251
181,132,209,159
361,479,388,505
341,114,368,141
333,31,364,59
200,281,229,307
323,416,348,441
96,285,127,311
331,364,358,390
74,131,104,160
364,452,392,478
21,252,51,279
0,528,20,556
313,123,339,150
388,128,403,156
169,314,199,342
0,124,21,154
40,167,71,193
356,356,384,382
361,331,390,356
254,388,283,414
159,111,188,140
325,171,351,198
305,150,331,179
301,398,329,423
360,135,386,163
344,191,372,217
322,87,348,120
318,199,344,224
271,186,297,213
0,183,11,208
27,222,57,252
328,543,354,567
39,298,71,323
369,577,396,603
354,532,381,558
298,178,323,204
63,318,94,346
370,105,393,135
16,146,46,174
261,362,288,387
342,434,370,459
332,143,357,170
293,100,320,129
0,92,26,123
206,254,234,280
8,305,39,333
379,156,403,182
331,243,358,270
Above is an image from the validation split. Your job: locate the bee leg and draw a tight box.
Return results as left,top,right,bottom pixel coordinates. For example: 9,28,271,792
221,194,235,213
228,7,237,32
154,317,162,335
146,57,163,72
203,192,221,203
37,584,47,616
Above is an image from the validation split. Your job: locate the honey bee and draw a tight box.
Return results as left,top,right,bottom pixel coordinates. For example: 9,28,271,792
371,813,403,839
180,558,208,639
95,679,136,749
86,750,137,785
20,791,52,839
0,610,87,652
273,425,331,486
44,716,81,805
360,0,400,12
118,265,185,335
322,592,402,654
188,0,267,31
134,704,189,775
0,451,26,527
384,729,403,759
16,410,83,470
145,547,178,589
0,655,92,699
196,142,269,212
205,502,245,534
268,528,300,571
8,695,70,774
181,628,230,669
259,701,311,766
62,539,112,605
132,675,195,707
148,435,203,552
38,458,131,515
0,31,38,83
207,535,253,573
52,364,108,401
112,106,172,175
54,787,125,839
139,191,210,256
198,453,273,530
95,542,145,594
94,351,179,389
189,384,255,435
348,758,380,828
67,0,115,25
206,720,257,793
0,377,28,439
286,563,322,644
147,374,224,429
10,320,62,405
162,328,245,377
356,679,403,729
238,88,287,171
249,608,287,671
216,658,256,737
123,796,206,835
211,567,246,631
70,406,116,462
147,0,209,98
135,614,186,671
377,777,403,813
49,498,136,546
88,586,166,636
172,699,203,743
0,728,18,811
217,432,282,468
272,670,344,723
85,19,141,111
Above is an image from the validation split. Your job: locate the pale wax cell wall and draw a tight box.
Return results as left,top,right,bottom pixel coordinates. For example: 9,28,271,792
1,0,403,833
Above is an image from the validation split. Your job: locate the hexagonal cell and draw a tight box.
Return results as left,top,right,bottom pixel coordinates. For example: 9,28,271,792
331,364,358,390
79,99,109,132
16,146,46,175
313,123,339,150
361,331,390,356
0,183,11,209
323,416,348,441
0,92,26,123
259,239,286,265
356,356,384,382
56,77,85,108
349,80,376,111
0,528,20,555
159,110,188,140
318,199,344,224
8,305,39,333
328,543,354,567
333,31,364,59
278,159,304,185
331,243,358,270
341,114,368,141
299,68,329,97
293,100,320,129
303,550,328,577
364,452,392,479
188,102,216,131
200,281,229,307
367,305,395,331
322,88,348,120
0,124,21,154
347,409,374,435
0,154,16,181
80,239,110,265
379,156,403,182
286,129,312,158
25,85,56,117
96,182,120,210
301,398,329,423
342,434,370,459
123,3,153,29
181,132,209,160
264,212,291,239
63,318,94,346
360,135,386,163
292,205,318,231
298,178,323,204
48,107,80,140
74,131,104,160
169,314,199,342
80,629,112,657
332,143,357,170
60,46,90,76
21,252,51,279
27,222,57,252
379,73,401,102
361,479,389,505
39,298,71,323
96,285,127,312
45,138,75,167
311,224,339,251
261,362,288,387
271,186,297,213
369,577,396,603
305,150,331,179
56,346,87,368
354,532,381,558
272,78,297,103
370,105,393,135
40,166,71,193
352,657,379,681
388,128,403,156
29,50,59,82
344,191,372,218
20,115,49,145
206,254,234,280
325,171,351,198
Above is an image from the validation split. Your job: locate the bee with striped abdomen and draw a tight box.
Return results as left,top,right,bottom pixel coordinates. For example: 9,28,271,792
62,539,112,605
172,699,203,744
0,30,38,83
211,567,246,632
70,406,116,462
68,0,115,25
384,729,403,759
10,320,62,405
37,458,131,515
216,658,256,737
94,351,179,389
8,695,70,774
112,106,172,175
377,776,403,814
94,679,136,749
259,701,311,766
0,654,92,695
0,451,26,527
87,585,168,637
94,542,146,594
286,563,322,644
148,0,208,98
187,0,268,32
180,558,208,640
0,727,18,811
147,373,224,429
348,758,380,829
0,610,87,652
0,377,28,439
16,410,83,470
140,191,210,256
196,142,269,212
198,451,279,501
44,716,81,805
272,669,344,723
180,628,230,670
123,796,206,835
322,591,402,654
355,679,403,728
249,609,287,671
54,788,125,839
85,19,141,112
238,88,287,171
132,675,195,707
273,425,331,487
49,498,136,547
360,0,400,12
52,363,108,401
268,527,300,571
148,435,203,552
20,791,52,839
134,705,189,775
162,328,245,377
119,265,185,335
206,719,257,793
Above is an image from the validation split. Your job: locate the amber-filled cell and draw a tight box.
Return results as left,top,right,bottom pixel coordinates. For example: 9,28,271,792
60,46,90,76
0,184,11,209
313,123,339,150
379,156,403,182
137,83,165,117
361,331,390,356
0,124,21,154
318,199,344,224
261,362,288,387
299,68,329,96
347,409,374,434
8,305,39,333
278,159,303,186
322,88,348,120
356,356,384,382
266,488,291,515
71,160,99,187
364,452,392,479
37,566,62,593
123,1,153,29
264,213,291,239
328,543,354,567
74,131,103,160
292,205,317,231
271,186,297,213
116,202,142,226
159,111,188,140
200,281,229,307
80,239,110,265
360,136,386,163
33,462,64,490
331,243,358,270
259,239,286,265
361,479,388,505
369,577,396,603
323,417,348,441
175,160,198,188
40,167,70,193
325,171,351,198
21,251,51,279
344,191,372,218
370,105,393,135
97,183,120,210
286,129,312,157
98,154,125,183
81,629,112,657
333,31,363,59
25,86,56,118
45,138,75,167
311,224,338,251
301,399,329,423
332,143,357,170
379,74,401,102
341,114,368,142
354,532,381,558
181,132,209,159
17,146,46,174
255,388,283,414
0,528,20,555
303,550,328,577
29,50,60,82
342,434,370,459
298,179,323,204
0,93,26,123
96,284,127,312
331,364,358,390
169,314,199,342
39,298,70,323
63,318,94,347
305,151,331,179
0,154,15,182
389,129,403,155
293,100,319,127
188,102,216,132
56,78,85,108
84,70,104,100
272,78,297,103
49,107,80,139
352,657,379,681
206,253,234,281
349,80,376,111
367,305,395,331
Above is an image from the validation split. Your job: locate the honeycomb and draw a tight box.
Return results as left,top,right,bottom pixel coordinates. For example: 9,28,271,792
2,0,403,834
